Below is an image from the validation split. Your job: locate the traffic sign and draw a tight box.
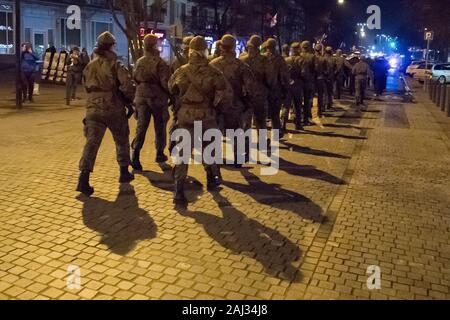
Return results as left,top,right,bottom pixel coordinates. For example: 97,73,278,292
424,31,434,41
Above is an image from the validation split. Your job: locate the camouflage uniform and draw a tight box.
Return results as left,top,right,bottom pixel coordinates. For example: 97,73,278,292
261,38,290,134
239,35,270,130
314,44,327,117
282,42,303,130
168,36,232,205
77,32,135,197
131,34,171,170
334,49,346,99
299,41,316,124
324,46,336,110
170,36,193,74
210,34,255,165
169,36,193,154
352,57,371,106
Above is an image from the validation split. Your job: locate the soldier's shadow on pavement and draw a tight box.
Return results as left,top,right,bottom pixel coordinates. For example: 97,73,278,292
179,190,303,282
277,157,346,186
139,170,204,203
223,168,326,223
80,184,157,255
300,129,367,140
279,141,350,159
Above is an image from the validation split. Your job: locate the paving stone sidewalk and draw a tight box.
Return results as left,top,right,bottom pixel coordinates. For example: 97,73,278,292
0,77,448,300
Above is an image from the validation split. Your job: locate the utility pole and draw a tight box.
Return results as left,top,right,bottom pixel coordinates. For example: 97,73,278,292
15,0,22,109
424,30,433,89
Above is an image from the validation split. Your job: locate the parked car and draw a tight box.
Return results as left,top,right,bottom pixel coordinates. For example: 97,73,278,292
431,63,450,84
406,60,424,77
413,63,433,83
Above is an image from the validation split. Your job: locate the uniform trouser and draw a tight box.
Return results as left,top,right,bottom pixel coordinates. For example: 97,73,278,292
79,108,131,172
315,79,326,116
349,75,355,95
242,96,267,131
66,72,81,101
325,79,334,109
21,71,35,101
268,93,283,131
301,83,313,122
335,75,344,99
131,100,169,156
355,78,367,105
223,110,246,163
282,85,303,128
173,119,220,183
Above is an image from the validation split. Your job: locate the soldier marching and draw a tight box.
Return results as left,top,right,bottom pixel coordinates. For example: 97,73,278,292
76,31,372,206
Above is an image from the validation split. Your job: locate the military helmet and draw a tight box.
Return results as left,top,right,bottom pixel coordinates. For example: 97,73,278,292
182,36,194,46
144,34,159,50
314,43,323,52
97,31,116,47
301,41,311,50
189,36,208,51
291,42,301,50
220,34,236,49
264,38,277,49
249,35,263,48
336,49,343,55
325,46,333,54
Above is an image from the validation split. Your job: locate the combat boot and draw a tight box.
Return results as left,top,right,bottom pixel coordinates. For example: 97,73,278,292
173,180,187,205
156,151,168,163
119,166,135,183
76,170,94,197
131,148,143,171
206,167,221,191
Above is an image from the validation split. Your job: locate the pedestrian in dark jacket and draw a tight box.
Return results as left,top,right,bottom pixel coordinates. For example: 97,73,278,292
373,57,390,96
66,46,83,105
81,48,91,70
20,43,40,103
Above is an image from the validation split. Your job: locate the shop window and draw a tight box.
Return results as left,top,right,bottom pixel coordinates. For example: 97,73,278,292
61,18,81,51
91,21,112,48
0,11,14,54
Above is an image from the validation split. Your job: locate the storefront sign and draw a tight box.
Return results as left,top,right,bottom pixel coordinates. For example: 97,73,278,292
139,27,166,39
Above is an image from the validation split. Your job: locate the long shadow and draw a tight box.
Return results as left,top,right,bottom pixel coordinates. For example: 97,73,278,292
279,141,350,159
277,157,346,185
139,170,204,203
301,129,367,140
222,168,325,222
179,190,302,282
323,123,373,130
80,185,157,255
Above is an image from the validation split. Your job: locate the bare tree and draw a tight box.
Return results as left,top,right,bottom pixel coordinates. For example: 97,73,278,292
108,0,168,62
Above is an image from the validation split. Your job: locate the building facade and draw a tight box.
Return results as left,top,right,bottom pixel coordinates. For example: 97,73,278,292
0,0,191,65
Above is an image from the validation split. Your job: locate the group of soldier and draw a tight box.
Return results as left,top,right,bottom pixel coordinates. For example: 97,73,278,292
76,31,371,206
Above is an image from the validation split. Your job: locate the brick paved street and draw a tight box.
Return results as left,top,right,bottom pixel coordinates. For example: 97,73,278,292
0,75,449,300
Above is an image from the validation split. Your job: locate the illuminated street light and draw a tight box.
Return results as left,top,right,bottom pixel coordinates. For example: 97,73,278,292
338,0,345,5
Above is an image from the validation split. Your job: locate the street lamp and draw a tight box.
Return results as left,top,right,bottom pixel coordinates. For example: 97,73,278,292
338,0,345,5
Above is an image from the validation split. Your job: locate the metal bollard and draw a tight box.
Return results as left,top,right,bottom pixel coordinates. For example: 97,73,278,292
436,84,442,106
431,81,437,102
440,84,447,111
428,80,433,99
424,77,428,92
446,87,450,117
